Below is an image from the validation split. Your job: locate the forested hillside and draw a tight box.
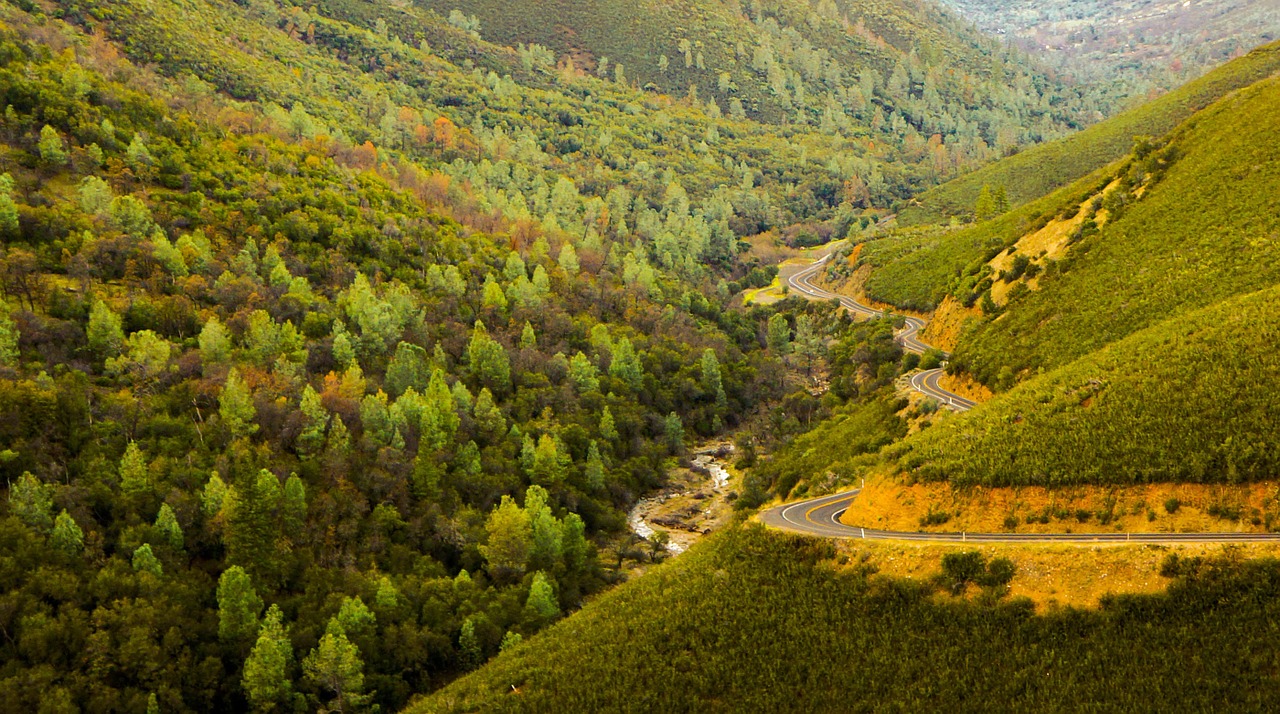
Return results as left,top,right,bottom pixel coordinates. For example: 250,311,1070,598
413,525,1280,712
419,0,1093,182
0,1,857,708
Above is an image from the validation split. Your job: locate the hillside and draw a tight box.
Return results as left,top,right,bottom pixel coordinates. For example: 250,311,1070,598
897,284,1280,488
412,525,1280,712
418,0,1091,179
950,70,1280,387
940,0,1279,105
896,38,1280,224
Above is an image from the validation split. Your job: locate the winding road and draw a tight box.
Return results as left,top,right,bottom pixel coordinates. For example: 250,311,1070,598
767,250,1280,543
786,252,975,411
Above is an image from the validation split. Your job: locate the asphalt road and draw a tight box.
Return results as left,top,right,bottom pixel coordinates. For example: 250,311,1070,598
768,252,1280,543
785,253,971,410
759,489,1280,543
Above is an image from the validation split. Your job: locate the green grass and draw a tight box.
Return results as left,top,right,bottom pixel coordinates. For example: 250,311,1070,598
953,73,1280,386
895,284,1280,487
898,38,1280,224
411,524,1280,712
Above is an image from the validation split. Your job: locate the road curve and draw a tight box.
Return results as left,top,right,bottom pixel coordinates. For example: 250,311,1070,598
768,251,1280,544
786,252,970,410
760,489,1280,543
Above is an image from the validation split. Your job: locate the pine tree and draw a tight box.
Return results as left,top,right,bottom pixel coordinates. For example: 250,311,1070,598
243,604,294,712
226,470,283,585
767,313,791,355
480,495,531,580
0,173,19,237
608,337,644,390
202,471,228,518
531,434,567,487
8,472,52,532
700,348,727,407
0,309,18,368
119,441,150,498
154,503,184,550
568,352,600,393
198,316,232,367
974,184,996,222
467,321,510,394
220,368,258,437
584,441,605,490
132,543,162,576
296,385,327,455
473,387,506,438
664,412,685,454
458,618,482,670
302,629,368,712
519,322,537,350
599,406,618,442
281,474,306,537
37,125,68,166
218,565,264,644
523,571,560,624
525,486,563,570
557,244,580,275
87,300,125,359
50,510,84,556
384,341,429,398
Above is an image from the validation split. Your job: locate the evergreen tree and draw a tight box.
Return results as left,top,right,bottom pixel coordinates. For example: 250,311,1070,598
87,300,125,359
119,441,150,498
302,629,368,712
499,631,523,652
479,495,531,580
198,316,232,367
700,348,726,406
296,385,327,455
557,244,580,276
50,510,84,556
202,471,228,518
282,474,306,537
584,441,606,490
562,512,588,572
220,368,258,437
154,503,184,550
974,184,996,222
525,486,563,570
608,337,644,390
132,543,162,576
599,406,618,442
243,604,294,712
37,125,68,166
0,309,18,368
226,470,283,585
473,387,506,439
766,313,791,355
467,321,510,394
523,571,560,623
664,412,685,453
532,434,567,487
568,352,600,393
384,341,430,398
519,321,537,350
458,618,482,670
481,275,508,311
9,472,53,532
0,173,19,237
217,565,264,644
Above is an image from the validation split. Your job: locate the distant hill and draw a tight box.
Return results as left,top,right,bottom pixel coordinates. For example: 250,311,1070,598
895,38,1280,226
940,0,1279,104
411,525,1280,712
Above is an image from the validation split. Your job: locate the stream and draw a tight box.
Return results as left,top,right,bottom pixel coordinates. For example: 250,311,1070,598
626,444,735,556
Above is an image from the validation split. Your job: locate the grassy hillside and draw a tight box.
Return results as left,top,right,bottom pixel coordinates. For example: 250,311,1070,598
897,39,1280,224
413,525,1280,712
896,285,1280,487
952,72,1280,387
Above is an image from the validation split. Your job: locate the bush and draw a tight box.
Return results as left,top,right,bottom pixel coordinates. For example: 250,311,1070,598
1164,497,1181,514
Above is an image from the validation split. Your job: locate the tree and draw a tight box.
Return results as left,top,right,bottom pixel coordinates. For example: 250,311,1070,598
198,316,233,367
51,510,84,556
0,308,16,369
37,125,68,166
9,472,53,532
384,341,430,398
525,486,563,570
700,348,726,406
974,184,996,222
218,565,264,644
608,337,644,390
87,300,125,359
531,434,567,487
303,629,368,712
557,244,579,275
519,321,537,350
480,495,531,580
599,406,618,442
282,474,306,537
664,412,685,453
296,385,327,455
561,512,588,572
202,471,229,518
220,368,258,437
243,604,294,712
119,441,150,498
458,618,482,670
132,543,162,576
567,352,599,393
994,185,1010,214
523,571,560,623
473,387,506,439
226,470,283,585
467,321,510,393
481,275,508,311
0,174,19,237
584,441,605,490
766,313,791,354
155,503,184,550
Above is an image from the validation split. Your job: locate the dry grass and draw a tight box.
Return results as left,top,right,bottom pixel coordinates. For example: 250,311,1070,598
833,538,1275,610
917,294,979,352
842,471,1280,535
